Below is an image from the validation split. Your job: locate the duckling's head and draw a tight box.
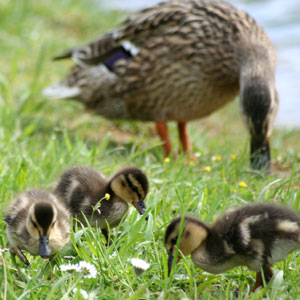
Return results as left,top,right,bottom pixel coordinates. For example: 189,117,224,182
27,202,57,259
110,167,149,216
165,216,208,275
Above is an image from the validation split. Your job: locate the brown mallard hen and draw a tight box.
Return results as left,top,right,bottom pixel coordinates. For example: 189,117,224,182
165,204,300,292
44,0,278,170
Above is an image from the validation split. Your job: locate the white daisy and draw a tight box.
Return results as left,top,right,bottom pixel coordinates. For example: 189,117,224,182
60,261,97,278
60,263,80,272
78,261,97,279
130,258,150,275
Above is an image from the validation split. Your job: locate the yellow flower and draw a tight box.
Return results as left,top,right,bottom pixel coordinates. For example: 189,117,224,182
204,166,211,172
164,157,170,163
232,189,237,193
231,154,237,160
105,193,110,200
211,155,221,161
238,181,248,188
189,161,195,166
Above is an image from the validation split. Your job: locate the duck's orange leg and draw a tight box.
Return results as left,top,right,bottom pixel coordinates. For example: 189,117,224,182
177,122,191,152
155,122,172,156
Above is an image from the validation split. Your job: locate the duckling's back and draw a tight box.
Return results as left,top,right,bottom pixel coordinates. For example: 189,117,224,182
211,204,300,268
54,166,108,216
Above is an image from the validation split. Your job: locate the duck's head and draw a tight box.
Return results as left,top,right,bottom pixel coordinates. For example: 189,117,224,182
110,167,149,216
240,54,279,170
27,202,57,259
165,216,208,275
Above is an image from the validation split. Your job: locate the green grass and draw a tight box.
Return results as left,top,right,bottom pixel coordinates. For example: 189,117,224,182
0,0,300,299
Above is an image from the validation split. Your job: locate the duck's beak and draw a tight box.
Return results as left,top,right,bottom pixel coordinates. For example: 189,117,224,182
39,235,51,259
133,197,146,216
167,254,174,276
250,137,270,170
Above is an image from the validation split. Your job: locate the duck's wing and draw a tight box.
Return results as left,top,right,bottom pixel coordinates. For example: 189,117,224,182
53,1,192,66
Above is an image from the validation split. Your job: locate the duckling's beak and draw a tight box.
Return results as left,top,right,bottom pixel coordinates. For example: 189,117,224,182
133,197,147,216
167,254,174,276
39,235,51,259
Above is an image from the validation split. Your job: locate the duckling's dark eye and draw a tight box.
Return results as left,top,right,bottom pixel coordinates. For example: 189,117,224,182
131,185,138,194
31,219,38,229
171,237,178,244
121,181,126,187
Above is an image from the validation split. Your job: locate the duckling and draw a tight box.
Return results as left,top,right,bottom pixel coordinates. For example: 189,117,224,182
43,0,278,170
4,189,71,266
165,203,300,292
53,166,149,241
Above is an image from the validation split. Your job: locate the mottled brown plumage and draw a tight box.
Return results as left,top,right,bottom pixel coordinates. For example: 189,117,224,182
165,204,300,292
44,0,278,169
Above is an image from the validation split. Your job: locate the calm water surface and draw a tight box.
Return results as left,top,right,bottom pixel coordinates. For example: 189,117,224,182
99,0,300,127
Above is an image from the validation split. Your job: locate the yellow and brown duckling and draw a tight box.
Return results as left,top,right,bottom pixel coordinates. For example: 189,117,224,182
44,0,278,170
165,203,300,292
4,189,71,266
53,166,148,241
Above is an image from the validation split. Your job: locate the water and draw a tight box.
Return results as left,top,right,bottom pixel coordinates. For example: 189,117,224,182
99,0,300,127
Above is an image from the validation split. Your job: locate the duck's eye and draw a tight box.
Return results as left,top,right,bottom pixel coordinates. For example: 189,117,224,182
171,237,178,244
131,185,138,194
121,180,126,187
32,221,38,229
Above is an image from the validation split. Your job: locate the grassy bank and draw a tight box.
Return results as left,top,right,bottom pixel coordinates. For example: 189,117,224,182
0,0,300,299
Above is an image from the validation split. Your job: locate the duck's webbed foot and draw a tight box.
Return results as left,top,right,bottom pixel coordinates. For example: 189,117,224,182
10,247,30,266
252,266,273,292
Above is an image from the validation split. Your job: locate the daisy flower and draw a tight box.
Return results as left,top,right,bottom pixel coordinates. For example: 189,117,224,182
130,258,150,275
60,263,79,272
78,261,97,278
60,261,97,278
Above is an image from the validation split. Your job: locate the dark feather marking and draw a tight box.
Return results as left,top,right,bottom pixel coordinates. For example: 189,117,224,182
34,203,54,233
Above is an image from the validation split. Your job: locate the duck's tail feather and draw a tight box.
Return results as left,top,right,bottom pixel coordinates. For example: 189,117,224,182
53,49,73,61
43,83,81,99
